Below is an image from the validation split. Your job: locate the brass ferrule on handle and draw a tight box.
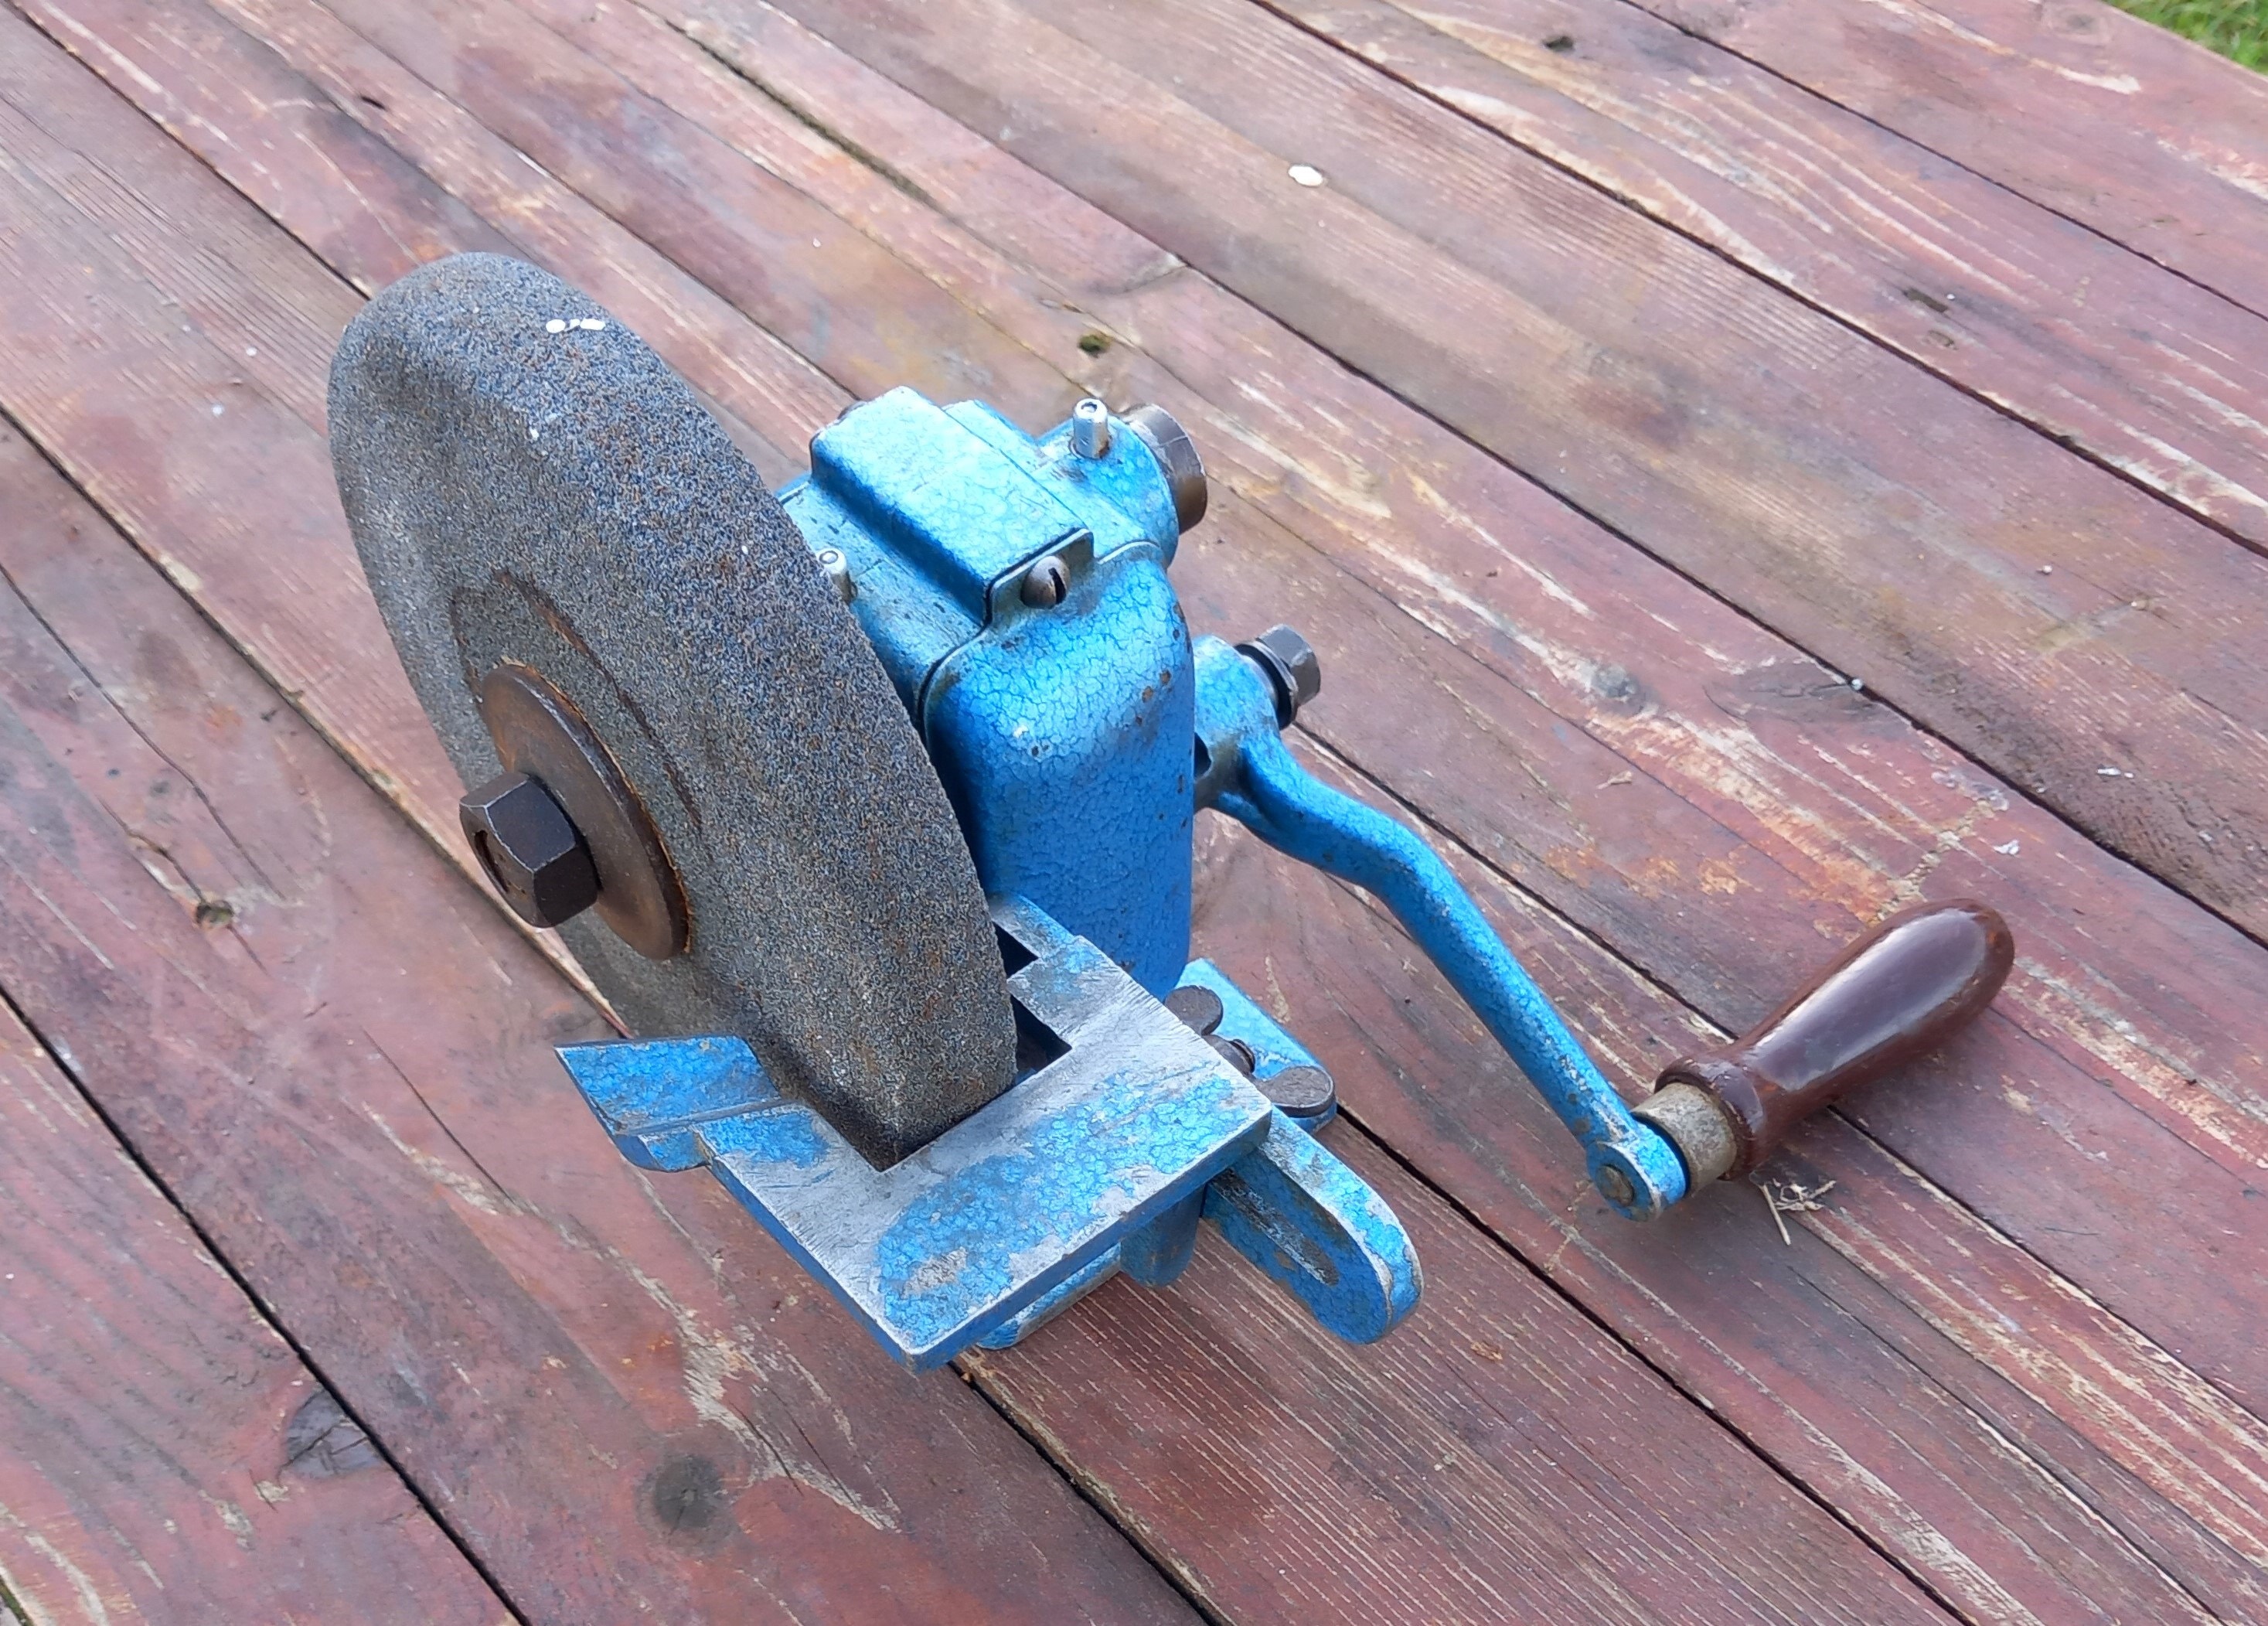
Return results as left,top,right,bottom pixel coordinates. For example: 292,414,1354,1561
1635,901,2014,1184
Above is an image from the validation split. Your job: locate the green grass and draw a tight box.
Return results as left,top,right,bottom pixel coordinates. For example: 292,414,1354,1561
2110,0,2268,69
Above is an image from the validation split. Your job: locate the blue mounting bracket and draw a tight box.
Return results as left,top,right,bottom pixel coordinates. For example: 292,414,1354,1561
560,898,1420,1369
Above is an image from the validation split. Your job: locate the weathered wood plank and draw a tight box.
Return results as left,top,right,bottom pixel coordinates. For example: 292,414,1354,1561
0,0,820,855
11,0,2268,1617
1185,768,2268,1622
1629,0,2268,318
531,0,2268,1429
1253,0,2268,549
0,24,1968,1624
0,421,1202,1624
972,1120,1957,1626
0,340,1944,1626
402,0,2268,1430
0,998,509,1625
713,0,2268,943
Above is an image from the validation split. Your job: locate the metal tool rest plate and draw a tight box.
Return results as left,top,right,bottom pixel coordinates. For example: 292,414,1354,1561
560,898,1274,1369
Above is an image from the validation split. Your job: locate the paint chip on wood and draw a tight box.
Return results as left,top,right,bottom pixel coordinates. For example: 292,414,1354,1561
1288,164,1326,187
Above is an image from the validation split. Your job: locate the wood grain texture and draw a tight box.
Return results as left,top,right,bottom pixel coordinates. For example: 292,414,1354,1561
7,0,2267,1618
973,1122,1951,1626
1631,0,2268,318
442,0,2268,1436
0,431,1197,1620
1186,765,2268,1623
1259,0,2268,549
0,1000,508,1625
0,19,1970,1624
730,0,2268,943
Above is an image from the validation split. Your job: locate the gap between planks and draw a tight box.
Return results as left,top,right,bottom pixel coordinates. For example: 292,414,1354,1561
13,3,2268,1614
1240,0,2268,558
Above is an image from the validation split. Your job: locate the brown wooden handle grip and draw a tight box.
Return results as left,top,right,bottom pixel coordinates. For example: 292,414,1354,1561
1650,900,2014,1180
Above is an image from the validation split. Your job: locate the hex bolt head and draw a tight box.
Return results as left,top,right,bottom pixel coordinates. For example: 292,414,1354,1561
1021,554,1071,608
1235,624,1323,726
1596,1166,1637,1208
458,771,601,929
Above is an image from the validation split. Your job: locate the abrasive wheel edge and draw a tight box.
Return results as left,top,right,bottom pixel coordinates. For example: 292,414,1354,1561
328,252,1016,1165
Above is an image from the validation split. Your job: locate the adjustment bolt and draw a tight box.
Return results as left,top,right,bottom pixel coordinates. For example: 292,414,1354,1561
459,771,600,929
1259,1064,1336,1121
1021,554,1071,608
815,547,856,604
1597,1166,1636,1208
1069,397,1112,458
1236,625,1323,725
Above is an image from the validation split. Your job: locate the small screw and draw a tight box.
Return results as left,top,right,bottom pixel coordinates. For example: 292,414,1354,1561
1206,1034,1258,1075
815,547,856,604
1597,1166,1636,1207
1070,397,1112,458
1021,554,1070,608
1164,984,1225,1035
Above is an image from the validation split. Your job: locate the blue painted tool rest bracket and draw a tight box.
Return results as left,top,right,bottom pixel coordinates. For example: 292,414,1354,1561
559,387,1693,1370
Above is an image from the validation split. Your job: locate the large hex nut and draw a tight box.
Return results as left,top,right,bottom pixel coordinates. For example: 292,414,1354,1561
459,771,601,929
1236,625,1323,726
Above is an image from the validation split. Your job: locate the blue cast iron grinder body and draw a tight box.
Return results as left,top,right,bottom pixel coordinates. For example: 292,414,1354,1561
786,388,1197,995
558,387,1685,1371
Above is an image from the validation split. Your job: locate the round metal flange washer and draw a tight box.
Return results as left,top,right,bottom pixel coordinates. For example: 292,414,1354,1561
477,663,686,960
329,253,1017,1168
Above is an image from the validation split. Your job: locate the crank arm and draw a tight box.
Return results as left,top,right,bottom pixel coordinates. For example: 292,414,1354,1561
1191,635,2012,1219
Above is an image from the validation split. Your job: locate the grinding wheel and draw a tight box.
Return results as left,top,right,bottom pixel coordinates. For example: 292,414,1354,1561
330,253,1017,1166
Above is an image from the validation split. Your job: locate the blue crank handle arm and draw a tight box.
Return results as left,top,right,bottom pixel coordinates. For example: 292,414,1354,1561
1192,636,1689,1219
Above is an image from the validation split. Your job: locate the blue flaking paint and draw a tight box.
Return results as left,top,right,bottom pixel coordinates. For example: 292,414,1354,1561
561,902,1278,1369
559,1035,786,1171
1204,1112,1421,1344
1178,959,1336,1129
1191,636,1690,1222
973,1249,1122,1350
785,390,1196,996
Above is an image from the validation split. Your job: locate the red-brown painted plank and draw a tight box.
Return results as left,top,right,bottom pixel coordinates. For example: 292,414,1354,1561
0,26,1964,1624
1185,770,2267,1622
10,0,2268,1617
707,0,2268,944
0,420,1200,1624
1632,0,2268,318
975,1123,1953,1626
0,998,509,1625
376,0,2268,1433
1256,0,2268,549
0,336,1945,1626
0,441,1194,1625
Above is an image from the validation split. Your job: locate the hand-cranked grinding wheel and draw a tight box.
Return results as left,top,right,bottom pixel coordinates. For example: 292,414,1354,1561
329,254,1017,1166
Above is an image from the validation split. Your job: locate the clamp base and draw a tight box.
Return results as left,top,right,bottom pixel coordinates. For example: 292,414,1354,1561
559,901,1421,1369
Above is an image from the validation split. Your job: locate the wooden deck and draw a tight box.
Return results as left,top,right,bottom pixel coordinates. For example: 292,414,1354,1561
0,0,2264,1616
